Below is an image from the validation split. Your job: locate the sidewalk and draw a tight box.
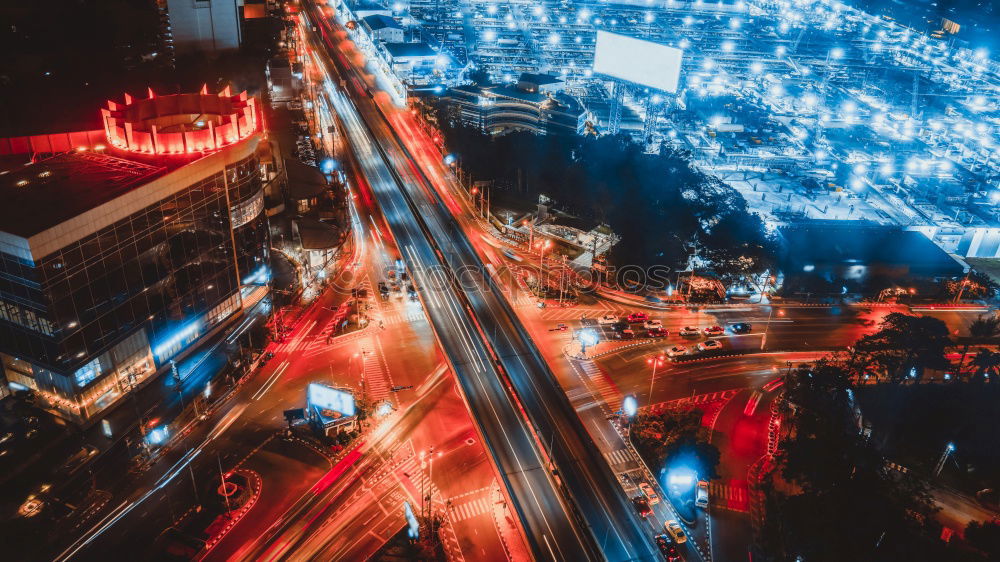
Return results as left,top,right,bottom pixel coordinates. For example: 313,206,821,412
489,480,531,562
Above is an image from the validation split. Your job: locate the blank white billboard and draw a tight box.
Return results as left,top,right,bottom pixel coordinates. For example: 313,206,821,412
308,383,356,417
592,31,683,93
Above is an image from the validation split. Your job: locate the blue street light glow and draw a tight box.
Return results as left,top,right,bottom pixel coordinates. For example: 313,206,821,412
146,426,169,446
579,329,600,348
321,158,338,173
443,153,457,165
153,321,201,359
622,395,638,417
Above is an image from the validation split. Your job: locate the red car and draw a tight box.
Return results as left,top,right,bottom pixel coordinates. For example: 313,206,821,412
647,327,668,338
627,312,649,323
632,496,652,517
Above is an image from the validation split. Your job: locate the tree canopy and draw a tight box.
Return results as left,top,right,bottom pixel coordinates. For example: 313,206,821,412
432,109,776,277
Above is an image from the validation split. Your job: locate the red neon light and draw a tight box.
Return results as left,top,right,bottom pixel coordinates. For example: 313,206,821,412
101,87,259,155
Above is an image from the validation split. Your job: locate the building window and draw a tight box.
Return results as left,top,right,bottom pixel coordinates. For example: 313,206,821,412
74,357,104,387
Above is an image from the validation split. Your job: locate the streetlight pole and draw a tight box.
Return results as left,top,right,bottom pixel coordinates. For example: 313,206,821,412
760,307,784,351
647,355,665,405
934,442,955,477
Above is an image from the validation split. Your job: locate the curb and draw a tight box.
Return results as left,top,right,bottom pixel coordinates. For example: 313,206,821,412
197,468,262,558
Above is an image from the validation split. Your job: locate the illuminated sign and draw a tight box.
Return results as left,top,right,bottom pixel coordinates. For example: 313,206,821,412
404,501,420,539
592,31,683,93
307,383,356,417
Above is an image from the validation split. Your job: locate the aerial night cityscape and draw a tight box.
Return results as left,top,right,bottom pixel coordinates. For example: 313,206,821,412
4,0,1000,561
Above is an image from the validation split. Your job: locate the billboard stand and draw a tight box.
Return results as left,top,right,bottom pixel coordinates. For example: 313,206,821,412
608,80,625,135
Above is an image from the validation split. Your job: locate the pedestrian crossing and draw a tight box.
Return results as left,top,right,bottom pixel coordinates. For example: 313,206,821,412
449,496,492,522
603,448,633,467
539,305,632,321
577,360,623,408
643,389,740,414
396,455,440,504
710,480,750,512
360,342,391,400
380,309,427,326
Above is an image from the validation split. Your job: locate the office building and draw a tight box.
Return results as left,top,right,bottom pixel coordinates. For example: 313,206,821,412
165,0,243,54
0,88,269,423
441,74,587,135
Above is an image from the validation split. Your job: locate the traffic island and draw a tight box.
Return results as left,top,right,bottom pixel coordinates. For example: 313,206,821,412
199,469,262,555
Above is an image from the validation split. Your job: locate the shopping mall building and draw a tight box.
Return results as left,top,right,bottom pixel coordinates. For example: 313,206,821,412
0,88,271,423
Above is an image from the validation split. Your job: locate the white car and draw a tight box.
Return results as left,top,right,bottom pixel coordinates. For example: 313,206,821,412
696,480,709,508
664,520,687,544
679,326,700,336
643,319,663,330
598,314,619,325
698,340,723,352
666,345,688,358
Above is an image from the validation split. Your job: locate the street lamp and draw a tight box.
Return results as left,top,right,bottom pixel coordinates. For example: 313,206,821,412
934,442,955,477
760,307,785,350
536,239,552,299
647,355,666,405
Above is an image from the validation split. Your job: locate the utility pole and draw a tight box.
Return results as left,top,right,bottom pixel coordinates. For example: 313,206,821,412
934,442,955,477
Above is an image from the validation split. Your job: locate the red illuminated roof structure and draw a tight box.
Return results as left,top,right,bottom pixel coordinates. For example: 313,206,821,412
101,85,258,155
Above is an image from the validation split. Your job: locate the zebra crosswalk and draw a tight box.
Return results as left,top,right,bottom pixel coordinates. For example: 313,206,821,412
603,448,633,467
380,309,427,326
449,496,492,522
396,455,440,504
577,360,623,407
539,305,632,321
360,342,391,400
710,481,749,512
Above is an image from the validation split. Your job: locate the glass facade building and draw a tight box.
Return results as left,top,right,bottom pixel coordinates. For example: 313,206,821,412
0,98,269,423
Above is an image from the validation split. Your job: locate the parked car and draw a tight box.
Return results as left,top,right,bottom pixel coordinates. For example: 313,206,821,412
666,345,688,358
696,480,709,508
731,322,752,334
664,520,687,543
627,312,649,323
703,325,725,337
679,326,700,337
598,314,619,325
643,319,663,330
647,328,668,338
698,340,723,352
639,482,660,505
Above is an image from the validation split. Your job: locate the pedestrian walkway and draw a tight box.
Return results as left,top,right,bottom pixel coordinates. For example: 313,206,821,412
643,389,740,414
449,495,492,522
396,454,442,509
539,304,632,321
380,308,427,326
360,340,392,401
575,359,624,409
603,448,632,467
710,480,750,513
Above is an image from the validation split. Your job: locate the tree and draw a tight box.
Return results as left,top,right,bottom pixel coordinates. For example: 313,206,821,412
958,315,1000,376
629,408,719,476
967,520,1000,560
853,313,953,382
970,349,1000,383
762,361,941,561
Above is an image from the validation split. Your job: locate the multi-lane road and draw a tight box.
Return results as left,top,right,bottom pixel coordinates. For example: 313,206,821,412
302,4,666,559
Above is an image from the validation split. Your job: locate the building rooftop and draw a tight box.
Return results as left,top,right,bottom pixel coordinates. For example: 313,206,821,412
362,14,402,31
295,217,344,250
779,220,964,276
286,159,329,200
0,148,195,239
384,42,437,59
